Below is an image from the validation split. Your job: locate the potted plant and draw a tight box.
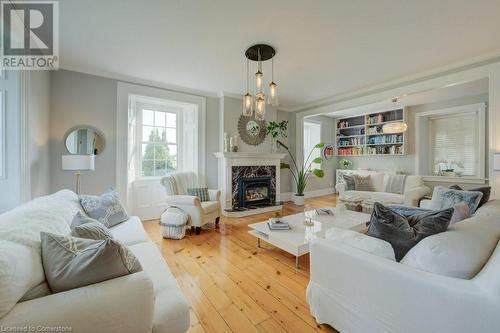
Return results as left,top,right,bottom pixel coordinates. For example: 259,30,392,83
339,158,352,169
267,120,288,152
278,140,325,205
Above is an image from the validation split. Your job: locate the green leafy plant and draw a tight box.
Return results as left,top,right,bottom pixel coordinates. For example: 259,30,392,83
339,158,352,169
267,120,288,139
278,140,325,196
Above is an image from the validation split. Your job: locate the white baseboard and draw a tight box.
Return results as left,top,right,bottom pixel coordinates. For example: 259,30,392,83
280,188,334,202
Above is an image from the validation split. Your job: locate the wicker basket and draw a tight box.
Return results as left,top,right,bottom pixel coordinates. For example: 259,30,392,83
160,207,188,240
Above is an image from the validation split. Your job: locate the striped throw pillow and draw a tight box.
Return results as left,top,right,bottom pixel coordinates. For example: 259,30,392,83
187,187,210,202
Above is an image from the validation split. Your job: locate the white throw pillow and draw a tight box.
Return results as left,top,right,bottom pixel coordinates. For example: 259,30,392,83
325,227,396,261
0,241,46,318
401,217,498,279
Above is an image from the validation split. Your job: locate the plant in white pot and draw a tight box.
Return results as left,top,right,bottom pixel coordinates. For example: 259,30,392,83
278,140,325,206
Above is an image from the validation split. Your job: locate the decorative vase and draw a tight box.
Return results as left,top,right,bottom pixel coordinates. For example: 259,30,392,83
271,138,279,153
292,194,305,206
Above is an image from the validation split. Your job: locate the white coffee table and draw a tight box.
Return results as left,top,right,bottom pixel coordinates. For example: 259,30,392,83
248,207,370,269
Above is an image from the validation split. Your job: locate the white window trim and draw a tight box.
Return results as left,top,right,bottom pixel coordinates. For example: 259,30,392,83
415,102,486,181
0,90,5,180
135,101,182,179
116,82,206,211
303,119,322,171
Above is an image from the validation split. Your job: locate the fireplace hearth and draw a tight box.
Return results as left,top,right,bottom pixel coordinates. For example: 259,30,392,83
237,176,272,208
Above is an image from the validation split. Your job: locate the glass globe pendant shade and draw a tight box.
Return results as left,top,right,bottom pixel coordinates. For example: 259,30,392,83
243,93,253,116
382,122,408,134
255,93,266,121
255,70,264,92
268,81,278,106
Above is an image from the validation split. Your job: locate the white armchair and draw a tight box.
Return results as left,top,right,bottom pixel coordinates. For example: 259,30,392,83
161,172,221,235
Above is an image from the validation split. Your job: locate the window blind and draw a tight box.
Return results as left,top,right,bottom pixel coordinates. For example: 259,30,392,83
429,112,478,176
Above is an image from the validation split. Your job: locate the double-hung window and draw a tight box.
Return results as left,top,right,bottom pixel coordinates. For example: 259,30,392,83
138,103,179,177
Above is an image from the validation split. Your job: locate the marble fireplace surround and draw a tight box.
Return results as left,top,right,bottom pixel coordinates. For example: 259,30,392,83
214,152,286,217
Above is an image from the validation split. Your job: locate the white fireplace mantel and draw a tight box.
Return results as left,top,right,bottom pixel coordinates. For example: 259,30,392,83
214,152,287,217
214,152,287,160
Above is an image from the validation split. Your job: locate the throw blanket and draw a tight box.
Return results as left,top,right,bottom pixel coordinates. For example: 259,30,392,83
0,190,80,253
384,174,407,194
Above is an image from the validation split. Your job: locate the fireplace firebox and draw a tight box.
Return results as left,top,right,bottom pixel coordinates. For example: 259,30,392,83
237,176,272,208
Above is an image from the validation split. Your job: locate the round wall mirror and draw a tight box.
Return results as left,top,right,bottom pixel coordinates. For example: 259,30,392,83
65,126,105,155
238,115,267,146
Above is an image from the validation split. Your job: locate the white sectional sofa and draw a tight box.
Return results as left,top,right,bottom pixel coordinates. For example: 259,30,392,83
307,199,500,333
336,172,430,206
0,190,189,333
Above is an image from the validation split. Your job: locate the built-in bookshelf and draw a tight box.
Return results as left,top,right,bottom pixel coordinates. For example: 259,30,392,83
336,108,406,156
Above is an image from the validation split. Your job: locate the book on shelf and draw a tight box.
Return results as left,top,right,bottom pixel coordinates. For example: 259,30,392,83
267,220,291,230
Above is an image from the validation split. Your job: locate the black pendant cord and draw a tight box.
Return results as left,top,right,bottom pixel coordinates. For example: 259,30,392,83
246,58,249,93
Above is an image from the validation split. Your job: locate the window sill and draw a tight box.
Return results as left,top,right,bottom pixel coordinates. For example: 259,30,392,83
421,176,488,185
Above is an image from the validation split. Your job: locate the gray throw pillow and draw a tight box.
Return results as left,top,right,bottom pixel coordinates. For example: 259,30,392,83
40,232,142,293
353,175,372,191
429,186,483,214
368,203,453,261
187,187,210,202
449,185,490,209
79,189,128,228
72,221,114,240
342,174,355,190
70,211,98,230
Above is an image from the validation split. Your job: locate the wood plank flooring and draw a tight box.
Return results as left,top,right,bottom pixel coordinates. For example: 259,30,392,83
143,194,339,333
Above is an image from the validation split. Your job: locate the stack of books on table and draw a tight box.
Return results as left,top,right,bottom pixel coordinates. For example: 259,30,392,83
267,220,291,230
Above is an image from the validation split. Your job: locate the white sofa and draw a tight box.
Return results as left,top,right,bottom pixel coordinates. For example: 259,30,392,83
0,190,190,333
307,199,500,333
336,173,430,207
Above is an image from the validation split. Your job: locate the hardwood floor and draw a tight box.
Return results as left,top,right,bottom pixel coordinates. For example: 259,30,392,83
143,194,339,333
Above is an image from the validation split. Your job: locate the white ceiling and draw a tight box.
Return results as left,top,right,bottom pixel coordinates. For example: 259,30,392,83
319,78,489,118
59,0,500,109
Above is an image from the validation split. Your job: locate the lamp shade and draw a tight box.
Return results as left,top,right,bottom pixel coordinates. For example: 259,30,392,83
494,153,500,171
62,155,95,171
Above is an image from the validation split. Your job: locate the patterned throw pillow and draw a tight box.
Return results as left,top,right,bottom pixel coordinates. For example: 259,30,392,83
187,187,210,202
429,186,483,214
353,175,372,191
368,203,453,261
449,185,491,209
79,189,128,228
72,221,114,240
40,232,142,293
342,174,355,190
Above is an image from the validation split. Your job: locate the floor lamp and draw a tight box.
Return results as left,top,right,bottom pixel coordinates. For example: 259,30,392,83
62,155,95,194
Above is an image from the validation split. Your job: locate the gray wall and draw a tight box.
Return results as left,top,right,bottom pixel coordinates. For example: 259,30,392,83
330,93,489,189
50,70,117,194
49,70,220,194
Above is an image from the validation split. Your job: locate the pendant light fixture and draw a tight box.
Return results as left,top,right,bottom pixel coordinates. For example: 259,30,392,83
242,58,253,116
243,44,278,119
268,57,278,106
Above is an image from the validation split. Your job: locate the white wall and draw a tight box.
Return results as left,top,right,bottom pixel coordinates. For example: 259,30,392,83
0,71,22,212
28,71,51,198
49,70,220,195
303,115,336,192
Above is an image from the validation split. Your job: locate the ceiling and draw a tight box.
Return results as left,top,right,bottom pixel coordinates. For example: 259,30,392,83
319,78,489,118
59,0,500,109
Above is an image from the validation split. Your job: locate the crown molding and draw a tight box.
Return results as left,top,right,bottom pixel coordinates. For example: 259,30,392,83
58,65,220,98
288,49,500,113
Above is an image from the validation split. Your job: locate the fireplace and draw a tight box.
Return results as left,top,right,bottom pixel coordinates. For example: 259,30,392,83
237,176,272,208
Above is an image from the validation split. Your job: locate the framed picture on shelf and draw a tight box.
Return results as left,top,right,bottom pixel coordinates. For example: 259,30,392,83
322,144,334,160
